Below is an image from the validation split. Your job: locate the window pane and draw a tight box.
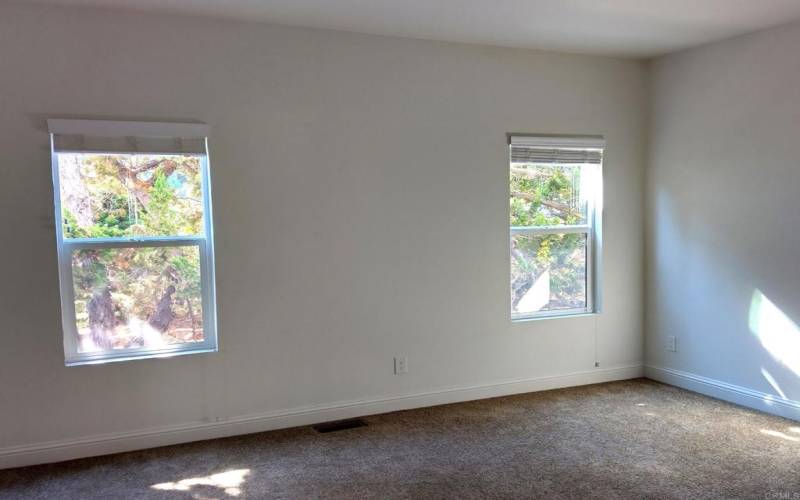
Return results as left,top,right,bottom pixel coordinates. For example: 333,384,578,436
71,245,204,353
58,153,203,238
510,162,588,227
511,233,587,315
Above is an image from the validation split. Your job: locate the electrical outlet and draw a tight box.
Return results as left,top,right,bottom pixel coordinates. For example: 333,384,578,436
394,356,408,375
666,336,677,352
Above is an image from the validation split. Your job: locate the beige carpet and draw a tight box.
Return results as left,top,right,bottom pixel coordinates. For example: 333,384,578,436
1,379,798,499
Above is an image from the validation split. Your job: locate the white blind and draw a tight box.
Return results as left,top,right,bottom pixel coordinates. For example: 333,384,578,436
48,119,209,155
510,135,604,165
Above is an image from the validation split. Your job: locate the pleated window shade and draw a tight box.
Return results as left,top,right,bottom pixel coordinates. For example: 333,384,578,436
47,119,209,155
510,135,604,164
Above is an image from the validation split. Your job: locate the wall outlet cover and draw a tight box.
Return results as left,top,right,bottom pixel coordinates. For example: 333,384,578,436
667,336,677,352
394,356,408,374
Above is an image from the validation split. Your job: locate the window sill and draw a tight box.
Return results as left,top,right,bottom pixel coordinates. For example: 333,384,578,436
65,346,217,367
511,311,598,323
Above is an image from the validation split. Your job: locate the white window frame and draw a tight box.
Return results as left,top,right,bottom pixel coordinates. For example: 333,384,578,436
49,120,218,365
509,134,604,321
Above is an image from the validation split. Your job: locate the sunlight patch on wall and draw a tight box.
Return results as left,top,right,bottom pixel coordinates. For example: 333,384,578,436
749,290,800,376
151,468,250,497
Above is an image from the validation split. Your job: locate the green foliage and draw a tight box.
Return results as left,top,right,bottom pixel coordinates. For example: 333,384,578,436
510,163,587,311
65,194,132,238
72,246,203,349
94,193,132,237
142,169,179,235
170,254,201,300
63,208,88,238
509,165,582,227
59,153,203,239
59,153,206,350
72,249,111,292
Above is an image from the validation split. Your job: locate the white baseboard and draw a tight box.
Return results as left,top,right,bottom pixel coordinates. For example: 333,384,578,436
645,365,800,422
0,364,643,469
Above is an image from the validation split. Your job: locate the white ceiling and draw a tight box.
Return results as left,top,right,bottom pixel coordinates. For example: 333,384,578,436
14,0,800,57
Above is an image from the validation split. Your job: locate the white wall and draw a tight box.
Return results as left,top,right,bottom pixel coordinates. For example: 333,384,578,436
0,3,646,466
646,20,800,415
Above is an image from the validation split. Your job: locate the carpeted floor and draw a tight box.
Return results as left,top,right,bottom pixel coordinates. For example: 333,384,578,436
1,379,798,499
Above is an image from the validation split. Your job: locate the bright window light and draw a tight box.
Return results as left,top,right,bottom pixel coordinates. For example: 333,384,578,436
749,290,800,376
509,135,603,320
49,119,217,365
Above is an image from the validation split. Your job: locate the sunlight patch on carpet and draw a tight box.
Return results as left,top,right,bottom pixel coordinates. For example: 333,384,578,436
151,468,250,497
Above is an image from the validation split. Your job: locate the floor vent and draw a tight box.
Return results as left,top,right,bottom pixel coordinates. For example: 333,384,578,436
312,418,368,433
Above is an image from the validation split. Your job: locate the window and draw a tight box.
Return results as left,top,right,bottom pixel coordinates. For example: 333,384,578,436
49,119,217,365
509,135,603,320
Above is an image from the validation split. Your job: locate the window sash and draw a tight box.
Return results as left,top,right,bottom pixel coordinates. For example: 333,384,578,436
510,228,594,320
61,236,206,249
51,144,217,365
58,241,217,366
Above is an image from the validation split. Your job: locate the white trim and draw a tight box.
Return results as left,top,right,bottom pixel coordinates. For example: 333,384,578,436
511,312,598,323
512,308,593,321
510,134,605,149
199,152,219,359
0,365,643,469
47,119,209,138
65,347,217,367
645,365,800,422
62,236,205,249
591,158,604,313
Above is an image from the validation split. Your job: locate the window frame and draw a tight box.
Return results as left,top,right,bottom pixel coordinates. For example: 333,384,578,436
50,123,218,366
508,134,603,321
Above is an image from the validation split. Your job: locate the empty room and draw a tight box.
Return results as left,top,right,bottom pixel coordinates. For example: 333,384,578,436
1,0,799,498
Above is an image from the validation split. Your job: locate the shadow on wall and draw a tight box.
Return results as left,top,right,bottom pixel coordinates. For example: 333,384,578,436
749,289,800,407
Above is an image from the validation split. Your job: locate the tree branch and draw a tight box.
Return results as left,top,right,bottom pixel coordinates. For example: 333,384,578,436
510,191,577,217
510,167,547,179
